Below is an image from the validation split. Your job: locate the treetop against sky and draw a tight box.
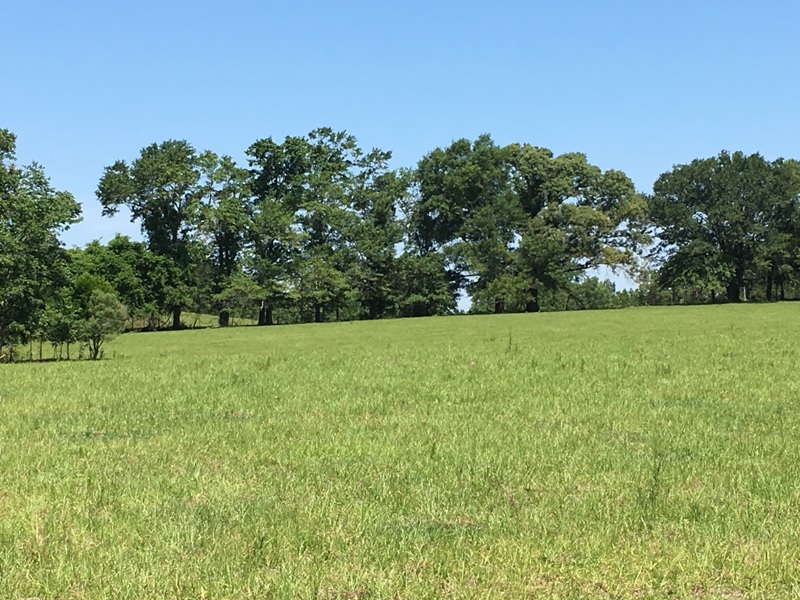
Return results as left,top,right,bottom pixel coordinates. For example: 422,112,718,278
3,1,798,248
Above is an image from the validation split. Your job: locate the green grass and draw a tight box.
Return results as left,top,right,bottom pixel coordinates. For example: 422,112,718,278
1,305,799,598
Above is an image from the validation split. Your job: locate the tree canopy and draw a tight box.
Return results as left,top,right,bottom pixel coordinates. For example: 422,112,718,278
411,136,649,313
2,126,799,361
650,151,800,302
0,128,81,354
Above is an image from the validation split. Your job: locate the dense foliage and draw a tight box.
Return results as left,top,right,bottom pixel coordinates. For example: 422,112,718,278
0,130,119,360
1,127,798,360
650,151,800,302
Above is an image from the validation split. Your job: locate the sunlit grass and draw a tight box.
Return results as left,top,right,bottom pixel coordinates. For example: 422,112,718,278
1,304,799,598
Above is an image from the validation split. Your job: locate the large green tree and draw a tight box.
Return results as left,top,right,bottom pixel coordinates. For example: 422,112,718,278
293,128,362,322
97,140,214,328
349,155,408,319
0,129,81,356
650,151,799,302
199,155,252,326
409,136,646,313
246,135,308,324
248,128,398,323
410,136,517,312
755,158,800,300
509,145,647,311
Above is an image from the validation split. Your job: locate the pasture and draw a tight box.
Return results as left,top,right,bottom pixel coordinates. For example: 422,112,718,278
1,305,799,598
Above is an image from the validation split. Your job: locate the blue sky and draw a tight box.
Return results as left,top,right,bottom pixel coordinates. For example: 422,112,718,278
4,0,800,251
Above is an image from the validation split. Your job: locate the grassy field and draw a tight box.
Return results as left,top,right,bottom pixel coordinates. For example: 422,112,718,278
1,305,799,599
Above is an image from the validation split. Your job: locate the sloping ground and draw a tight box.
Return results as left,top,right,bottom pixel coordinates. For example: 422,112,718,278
1,305,799,598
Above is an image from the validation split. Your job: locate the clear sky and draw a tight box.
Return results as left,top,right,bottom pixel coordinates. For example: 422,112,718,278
4,0,800,249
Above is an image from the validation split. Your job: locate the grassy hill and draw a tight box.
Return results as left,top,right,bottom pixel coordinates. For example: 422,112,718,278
1,305,799,598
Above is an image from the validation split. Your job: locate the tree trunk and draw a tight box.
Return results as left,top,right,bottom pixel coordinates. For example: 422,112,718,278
258,302,267,325
218,311,230,327
526,283,540,313
258,302,274,326
314,304,322,323
766,268,773,302
710,289,716,303
377,298,385,319
494,298,505,314
780,275,786,301
727,253,746,303
565,292,584,311
172,308,182,330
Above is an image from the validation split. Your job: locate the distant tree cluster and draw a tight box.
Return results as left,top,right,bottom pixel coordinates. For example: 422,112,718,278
650,151,800,303
1,130,125,361
2,126,799,361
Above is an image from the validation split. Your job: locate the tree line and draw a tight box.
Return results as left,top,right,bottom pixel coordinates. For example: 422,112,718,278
2,126,799,360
